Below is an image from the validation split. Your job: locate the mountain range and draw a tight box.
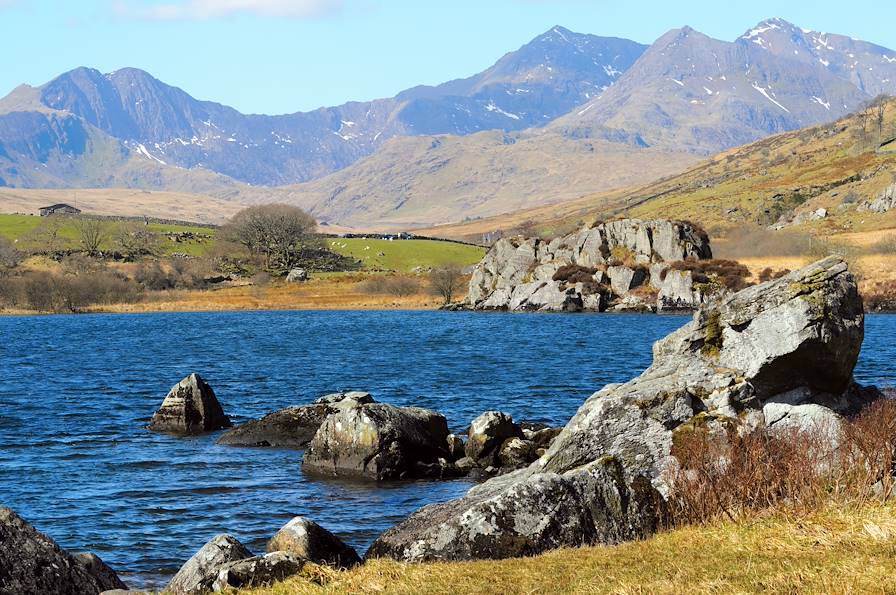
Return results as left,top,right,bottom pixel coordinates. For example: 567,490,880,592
1,18,894,229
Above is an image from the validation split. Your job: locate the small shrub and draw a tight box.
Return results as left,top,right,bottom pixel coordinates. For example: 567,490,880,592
608,246,636,266
553,264,599,284
758,267,791,283
669,258,752,291
361,275,420,297
668,398,896,526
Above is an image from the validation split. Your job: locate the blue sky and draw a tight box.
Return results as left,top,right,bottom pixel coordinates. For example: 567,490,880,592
1,0,894,114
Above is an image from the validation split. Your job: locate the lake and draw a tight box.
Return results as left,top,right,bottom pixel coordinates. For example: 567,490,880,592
2,311,895,588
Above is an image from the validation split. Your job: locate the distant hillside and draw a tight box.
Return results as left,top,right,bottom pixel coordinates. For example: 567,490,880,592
269,18,896,228
281,130,696,229
415,98,896,242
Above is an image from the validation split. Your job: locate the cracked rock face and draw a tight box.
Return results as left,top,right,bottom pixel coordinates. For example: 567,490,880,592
0,507,127,595
368,256,869,563
302,402,451,480
211,552,304,592
148,373,231,435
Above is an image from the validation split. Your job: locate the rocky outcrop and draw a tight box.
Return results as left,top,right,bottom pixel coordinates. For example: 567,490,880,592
369,256,869,563
148,374,231,435
858,183,896,213
166,534,253,594
466,219,712,312
210,552,304,592
0,507,127,595
302,401,452,480
267,517,361,568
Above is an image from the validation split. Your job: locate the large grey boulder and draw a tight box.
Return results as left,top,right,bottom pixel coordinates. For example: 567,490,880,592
369,256,868,562
267,517,361,568
467,219,711,311
0,507,127,595
210,552,304,592
166,534,253,594
148,374,231,435
606,265,647,295
285,268,309,283
858,183,896,213
366,457,666,562
302,402,451,480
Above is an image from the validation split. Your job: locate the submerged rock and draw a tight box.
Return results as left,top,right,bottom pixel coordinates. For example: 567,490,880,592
0,507,127,595
302,401,451,480
217,404,333,448
267,516,361,568
166,534,253,594
148,374,231,435
211,552,304,592
369,256,870,562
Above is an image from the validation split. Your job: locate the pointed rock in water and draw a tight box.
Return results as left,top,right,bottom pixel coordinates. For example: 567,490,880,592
302,401,451,481
267,517,361,568
368,256,870,563
210,551,305,592
166,534,253,594
465,411,524,466
148,374,231,435
0,507,127,594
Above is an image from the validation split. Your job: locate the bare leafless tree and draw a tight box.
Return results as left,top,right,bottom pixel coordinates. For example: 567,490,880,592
222,204,320,274
24,216,69,254
430,266,465,305
74,218,109,257
114,221,160,259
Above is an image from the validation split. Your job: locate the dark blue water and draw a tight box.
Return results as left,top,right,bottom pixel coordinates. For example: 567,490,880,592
1,311,895,589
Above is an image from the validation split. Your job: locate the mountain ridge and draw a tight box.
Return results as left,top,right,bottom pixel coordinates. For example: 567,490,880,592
0,19,894,230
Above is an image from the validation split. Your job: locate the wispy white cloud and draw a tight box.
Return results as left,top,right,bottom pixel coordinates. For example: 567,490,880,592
120,0,344,20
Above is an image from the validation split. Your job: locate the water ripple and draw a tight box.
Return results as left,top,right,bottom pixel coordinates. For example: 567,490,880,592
1,311,894,589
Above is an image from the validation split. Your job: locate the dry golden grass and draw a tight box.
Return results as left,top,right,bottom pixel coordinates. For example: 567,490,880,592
0,188,245,224
233,504,896,595
81,275,442,314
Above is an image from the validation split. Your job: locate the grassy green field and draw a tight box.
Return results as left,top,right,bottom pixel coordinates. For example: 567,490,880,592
326,238,484,272
0,213,213,256
0,214,486,269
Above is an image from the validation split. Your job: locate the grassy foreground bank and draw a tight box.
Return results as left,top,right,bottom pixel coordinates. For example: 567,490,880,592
234,504,896,594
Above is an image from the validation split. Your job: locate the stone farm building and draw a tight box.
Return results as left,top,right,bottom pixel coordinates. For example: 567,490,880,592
39,204,81,216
